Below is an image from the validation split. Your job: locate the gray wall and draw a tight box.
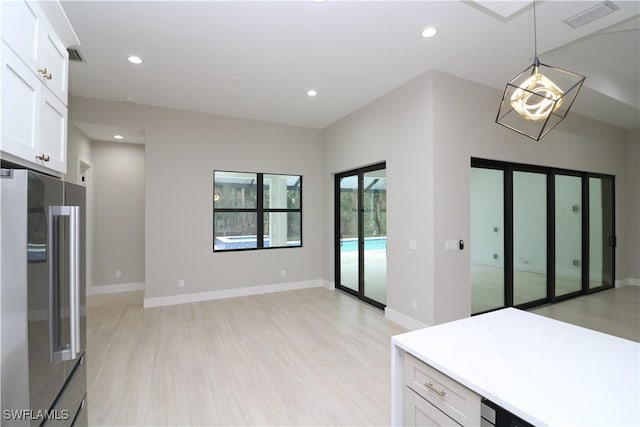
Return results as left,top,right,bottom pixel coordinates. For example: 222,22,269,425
71,97,324,300
324,70,635,326
65,124,94,291
65,123,92,184
627,129,640,281
69,73,638,320
323,73,436,324
91,140,145,287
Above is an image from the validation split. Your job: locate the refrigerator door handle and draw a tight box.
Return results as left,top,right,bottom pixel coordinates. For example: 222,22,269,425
49,206,81,363
68,205,81,360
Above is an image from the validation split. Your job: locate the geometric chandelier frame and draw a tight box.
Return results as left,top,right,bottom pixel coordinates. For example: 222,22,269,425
496,59,586,141
495,0,586,141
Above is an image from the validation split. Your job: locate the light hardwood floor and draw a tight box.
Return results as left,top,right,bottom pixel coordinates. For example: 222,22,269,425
86,288,405,426
532,285,640,342
87,285,639,426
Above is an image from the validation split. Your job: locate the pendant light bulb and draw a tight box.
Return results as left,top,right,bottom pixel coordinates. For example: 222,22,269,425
510,66,565,121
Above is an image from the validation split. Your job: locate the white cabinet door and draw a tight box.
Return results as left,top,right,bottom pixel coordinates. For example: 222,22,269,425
1,0,40,70
39,88,67,173
1,42,40,162
404,388,460,427
40,19,69,105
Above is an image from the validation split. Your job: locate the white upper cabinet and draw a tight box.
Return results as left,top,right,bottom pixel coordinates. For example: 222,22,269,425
39,19,70,105
1,43,40,159
39,87,68,172
1,0,40,71
2,0,69,106
1,0,77,176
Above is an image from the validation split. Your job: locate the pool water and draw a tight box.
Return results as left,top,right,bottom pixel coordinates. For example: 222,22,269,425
341,237,387,252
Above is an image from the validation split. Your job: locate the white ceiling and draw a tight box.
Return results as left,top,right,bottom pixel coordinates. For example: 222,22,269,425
62,0,640,140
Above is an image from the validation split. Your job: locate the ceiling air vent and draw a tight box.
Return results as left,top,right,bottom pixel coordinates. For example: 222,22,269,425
564,1,619,29
67,48,84,62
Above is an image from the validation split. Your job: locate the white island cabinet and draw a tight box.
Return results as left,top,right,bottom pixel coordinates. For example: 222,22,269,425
391,308,640,427
1,0,79,176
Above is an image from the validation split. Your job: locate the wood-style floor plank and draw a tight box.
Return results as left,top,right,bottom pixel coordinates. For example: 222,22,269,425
86,288,405,426
531,285,640,342
87,285,639,426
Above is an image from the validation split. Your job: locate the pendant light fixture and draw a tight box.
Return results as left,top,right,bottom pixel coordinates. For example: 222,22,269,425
496,1,586,141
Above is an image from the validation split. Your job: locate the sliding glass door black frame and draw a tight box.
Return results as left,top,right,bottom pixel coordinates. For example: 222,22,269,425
585,173,617,294
334,162,386,310
471,158,616,314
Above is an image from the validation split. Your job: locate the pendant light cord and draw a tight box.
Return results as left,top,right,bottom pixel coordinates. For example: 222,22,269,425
533,0,539,65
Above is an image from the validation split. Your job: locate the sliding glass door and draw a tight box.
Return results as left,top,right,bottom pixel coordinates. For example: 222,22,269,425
470,159,615,314
470,167,505,313
555,174,583,297
335,163,387,308
513,171,547,306
589,176,615,290
338,174,360,293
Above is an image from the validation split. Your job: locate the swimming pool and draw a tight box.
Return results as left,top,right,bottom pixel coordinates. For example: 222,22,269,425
340,237,387,252
215,235,300,250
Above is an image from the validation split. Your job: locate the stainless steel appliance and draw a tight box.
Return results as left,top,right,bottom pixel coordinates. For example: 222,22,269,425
1,169,87,426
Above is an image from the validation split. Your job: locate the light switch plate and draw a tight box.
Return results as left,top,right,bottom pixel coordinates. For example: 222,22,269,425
409,240,417,250
445,240,458,252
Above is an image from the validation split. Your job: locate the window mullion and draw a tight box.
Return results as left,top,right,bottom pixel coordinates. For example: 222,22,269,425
257,173,264,248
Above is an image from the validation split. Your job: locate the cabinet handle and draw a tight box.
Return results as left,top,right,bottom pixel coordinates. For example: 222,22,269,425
38,67,53,80
35,153,50,162
424,381,446,397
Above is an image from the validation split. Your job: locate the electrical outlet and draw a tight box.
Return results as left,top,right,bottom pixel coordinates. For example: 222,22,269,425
178,279,185,288
411,298,418,310
115,270,122,278
280,269,286,277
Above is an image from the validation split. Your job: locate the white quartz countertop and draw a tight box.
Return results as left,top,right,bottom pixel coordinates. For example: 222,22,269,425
392,308,640,426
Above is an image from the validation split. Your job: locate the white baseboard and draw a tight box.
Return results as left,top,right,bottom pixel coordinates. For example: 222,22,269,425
322,280,335,290
143,279,323,308
87,282,145,295
385,307,429,331
616,278,640,287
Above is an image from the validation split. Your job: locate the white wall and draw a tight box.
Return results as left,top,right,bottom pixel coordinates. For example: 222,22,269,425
324,70,634,327
70,97,324,303
91,140,145,289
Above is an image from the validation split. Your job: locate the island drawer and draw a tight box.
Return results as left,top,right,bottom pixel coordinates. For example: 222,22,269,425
403,352,480,426
404,386,460,427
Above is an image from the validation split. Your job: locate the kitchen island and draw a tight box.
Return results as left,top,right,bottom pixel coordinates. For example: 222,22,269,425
391,308,640,426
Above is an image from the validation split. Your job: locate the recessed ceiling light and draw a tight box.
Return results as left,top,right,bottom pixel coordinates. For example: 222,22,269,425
307,89,317,97
124,96,134,102
229,75,240,82
113,134,124,140
421,27,438,38
311,0,327,3
127,55,143,64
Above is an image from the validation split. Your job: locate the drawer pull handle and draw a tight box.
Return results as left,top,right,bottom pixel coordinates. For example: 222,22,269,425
425,381,446,397
38,67,53,80
35,153,50,162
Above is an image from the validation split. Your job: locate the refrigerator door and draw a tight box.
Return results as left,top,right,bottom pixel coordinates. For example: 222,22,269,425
1,169,32,423
63,181,86,370
1,171,87,427
26,171,68,424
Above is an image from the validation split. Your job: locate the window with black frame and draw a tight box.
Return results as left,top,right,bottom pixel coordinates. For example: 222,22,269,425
213,171,302,251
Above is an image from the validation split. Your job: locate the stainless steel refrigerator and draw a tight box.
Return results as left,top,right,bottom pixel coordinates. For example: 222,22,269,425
1,169,87,426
